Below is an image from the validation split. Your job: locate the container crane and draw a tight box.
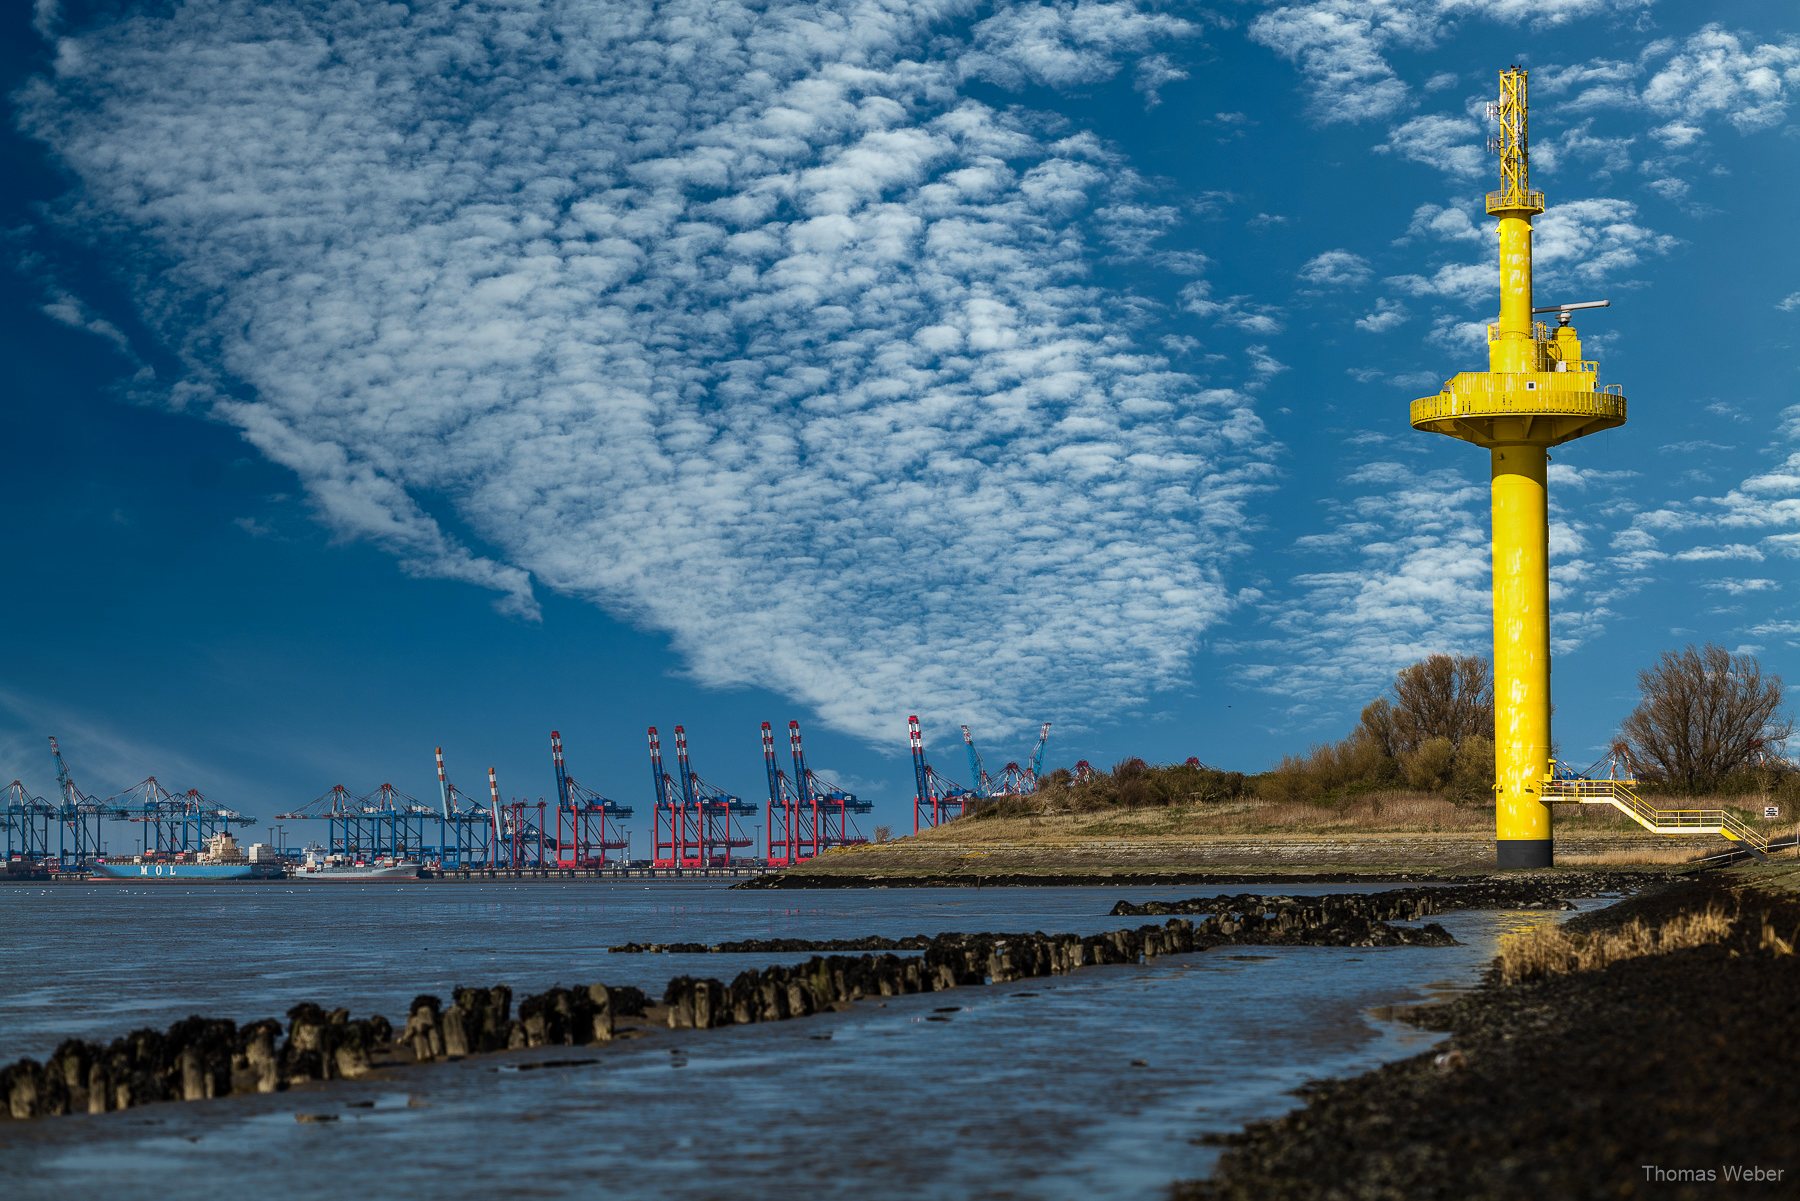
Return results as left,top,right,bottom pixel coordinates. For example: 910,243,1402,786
1029,722,1052,781
548,730,632,868
487,766,548,870
277,782,432,862
2,780,53,861
909,716,980,833
650,725,756,868
48,736,111,865
789,720,870,857
106,777,255,855
762,721,811,868
959,726,992,796
958,723,1051,797
435,747,494,868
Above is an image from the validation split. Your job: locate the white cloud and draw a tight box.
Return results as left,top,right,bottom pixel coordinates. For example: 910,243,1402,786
1641,24,1800,134
1221,462,1495,709
1298,249,1372,288
1548,120,1635,177
1377,113,1485,178
1134,53,1188,107
1614,412,1800,637
1225,445,1632,719
1538,59,1641,97
1559,25,1800,151
19,0,1277,745
1249,0,1653,124
39,285,134,356
1532,198,1680,286
1779,292,1800,313
1355,298,1408,333
1180,279,1285,335
1651,120,1704,148
1247,2,1417,123
1426,314,1489,354
1672,544,1765,562
963,1,1195,90
1403,202,1484,244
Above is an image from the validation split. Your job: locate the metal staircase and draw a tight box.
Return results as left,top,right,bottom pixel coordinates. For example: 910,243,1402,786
1541,773,1770,858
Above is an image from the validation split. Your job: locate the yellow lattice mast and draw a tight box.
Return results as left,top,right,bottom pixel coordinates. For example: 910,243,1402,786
1410,67,1627,869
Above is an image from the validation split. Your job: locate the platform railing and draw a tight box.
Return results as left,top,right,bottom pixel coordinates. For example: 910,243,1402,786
1541,776,1769,852
1412,382,1627,425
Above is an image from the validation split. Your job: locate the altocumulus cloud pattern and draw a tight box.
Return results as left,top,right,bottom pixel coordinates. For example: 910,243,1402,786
19,1,1275,741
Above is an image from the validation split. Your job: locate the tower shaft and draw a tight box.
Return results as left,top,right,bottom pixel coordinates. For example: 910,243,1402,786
1491,445,1552,865
1494,213,1536,372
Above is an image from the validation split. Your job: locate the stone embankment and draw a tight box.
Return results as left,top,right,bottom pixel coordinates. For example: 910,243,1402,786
2,876,1630,1122
1110,872,1633,926
608,935,936,954
735,869,1461,890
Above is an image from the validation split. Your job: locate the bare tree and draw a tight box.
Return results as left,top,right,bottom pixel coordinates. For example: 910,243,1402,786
1388,654,1494,754
1618,644,1794,794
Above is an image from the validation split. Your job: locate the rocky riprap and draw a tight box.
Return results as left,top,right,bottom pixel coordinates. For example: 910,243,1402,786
1110,872,1638,925
735,870,1458,891
608,935,935,954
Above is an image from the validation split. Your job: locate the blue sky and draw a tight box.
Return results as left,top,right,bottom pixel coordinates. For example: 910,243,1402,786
3,0,1797,838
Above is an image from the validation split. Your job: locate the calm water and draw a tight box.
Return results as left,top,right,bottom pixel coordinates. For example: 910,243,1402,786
0,881,1585,1199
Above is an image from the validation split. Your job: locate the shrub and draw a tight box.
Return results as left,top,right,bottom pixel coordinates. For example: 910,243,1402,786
1400,736,1457,791
1448,736,1495,803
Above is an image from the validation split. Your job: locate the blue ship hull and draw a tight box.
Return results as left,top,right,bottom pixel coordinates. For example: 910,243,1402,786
91,862,283,881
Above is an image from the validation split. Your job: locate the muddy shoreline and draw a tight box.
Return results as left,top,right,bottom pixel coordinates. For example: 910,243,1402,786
1181,869,1800,1200
1,875,1624,1123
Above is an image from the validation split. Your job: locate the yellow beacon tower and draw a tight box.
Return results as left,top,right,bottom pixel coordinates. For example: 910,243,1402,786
1410,67,1627,869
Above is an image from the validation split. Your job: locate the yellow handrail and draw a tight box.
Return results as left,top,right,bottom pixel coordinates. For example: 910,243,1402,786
1541,776,1769,853
1411,380,1627,425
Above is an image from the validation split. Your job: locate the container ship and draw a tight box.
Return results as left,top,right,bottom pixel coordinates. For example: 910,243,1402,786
90,832,284,881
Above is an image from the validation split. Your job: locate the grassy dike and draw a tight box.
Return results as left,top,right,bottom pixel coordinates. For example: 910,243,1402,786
745,800,1720,887
1178,862,1800,1200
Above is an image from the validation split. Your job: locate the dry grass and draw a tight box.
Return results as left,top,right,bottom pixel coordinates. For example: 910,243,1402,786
1242,792,1489,833
1496,906,1737,985
1556,847,1711,867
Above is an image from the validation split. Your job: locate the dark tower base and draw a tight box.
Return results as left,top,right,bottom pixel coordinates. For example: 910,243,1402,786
1496,839,1553,869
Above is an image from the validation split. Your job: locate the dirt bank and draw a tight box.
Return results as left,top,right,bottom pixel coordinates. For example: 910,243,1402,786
1180,865,1800,1200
